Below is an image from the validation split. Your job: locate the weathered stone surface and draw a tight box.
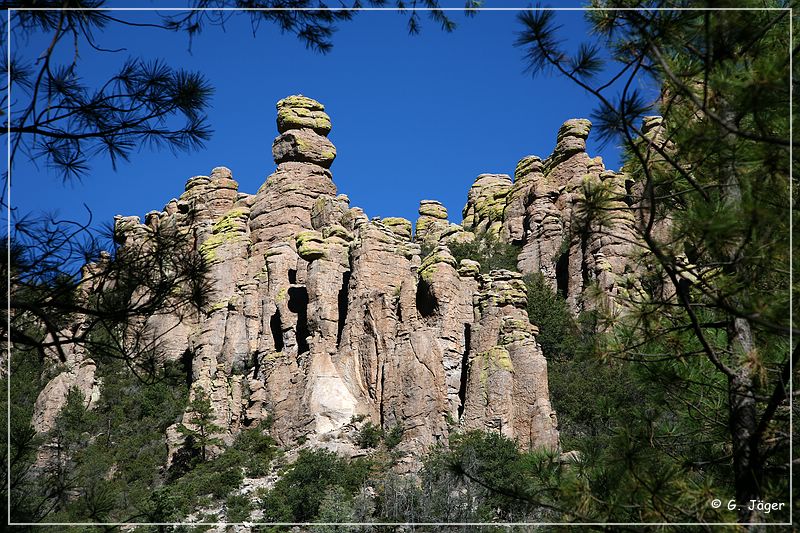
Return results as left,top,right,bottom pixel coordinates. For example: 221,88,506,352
250,162,337,249
276,95,332,135
296,230,326,260
552,118,591,162
502,156,543,243
462,173,513,237
272,129,336,168
461,271,559,450
499,117,639,315
311,194,350,230
415,200,450,245
43,95,572,474
33,354,99,434
418,200,448,219
382,217,412,240
458,259,481,277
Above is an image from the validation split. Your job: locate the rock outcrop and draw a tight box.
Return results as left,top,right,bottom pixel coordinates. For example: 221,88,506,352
30,95,642,473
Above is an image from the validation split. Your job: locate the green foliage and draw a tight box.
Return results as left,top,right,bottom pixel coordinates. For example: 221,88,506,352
3,344,47,523
524,273,582,360
374,431,568,523
164,422,279,518
225,493,253,523
315,485,355,530
261,449,371,522
233,421,279,477
448,232,520,273
177,388,225,463
355,421,383,449
514,1,793,522
384,423,404,450
8,346,190,524
354,421,404,451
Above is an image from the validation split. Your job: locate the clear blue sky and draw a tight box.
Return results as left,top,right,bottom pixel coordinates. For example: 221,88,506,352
12,5,641,230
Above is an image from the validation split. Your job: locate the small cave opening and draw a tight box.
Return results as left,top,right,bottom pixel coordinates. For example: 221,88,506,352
457,324,471,419
288,286,310,354
270,311,284,352
288,269,297,284
555,251,570,298
416,278,438,319
336,271,351,347
180,348,194,388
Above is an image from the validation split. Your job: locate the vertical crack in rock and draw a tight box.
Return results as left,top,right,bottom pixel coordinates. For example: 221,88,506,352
556,251,570,298
270,311,284,352
379,363,386,427
336,271,350,347
288,286,310,354
457,323,471,419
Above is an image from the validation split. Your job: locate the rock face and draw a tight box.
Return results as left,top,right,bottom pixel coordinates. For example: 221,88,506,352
31,96,640,471
506,119,638,313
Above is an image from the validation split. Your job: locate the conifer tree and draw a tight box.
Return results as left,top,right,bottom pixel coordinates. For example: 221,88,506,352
515,1,793,524
177,388,224,463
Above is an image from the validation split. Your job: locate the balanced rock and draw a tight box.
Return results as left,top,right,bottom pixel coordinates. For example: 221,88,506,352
273,128,336,168
415,199,450,244
555,118,591,154
418,200,448,219
276,95,332,135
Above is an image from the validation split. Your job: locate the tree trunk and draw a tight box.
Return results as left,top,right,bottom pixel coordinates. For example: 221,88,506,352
728,317,762,526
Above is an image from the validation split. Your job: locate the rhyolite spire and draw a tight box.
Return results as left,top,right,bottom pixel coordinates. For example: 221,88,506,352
272,95,336,168
249,95,339,249
37,95,590,477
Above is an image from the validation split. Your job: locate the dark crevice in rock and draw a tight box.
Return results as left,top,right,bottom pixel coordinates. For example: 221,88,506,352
379,363,386,427
270,311,284,352
336,271,350,347
180,348,193,388
288,286,310,354
556,250,570,298
416,278,438,319
457,323,471,419
288,269,297,284
251,350,260,380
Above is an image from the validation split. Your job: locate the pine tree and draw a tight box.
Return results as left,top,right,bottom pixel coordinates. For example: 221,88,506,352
515,1,793,524
177,388,224,463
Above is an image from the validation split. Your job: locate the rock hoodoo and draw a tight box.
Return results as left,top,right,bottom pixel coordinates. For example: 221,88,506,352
32,95,640,470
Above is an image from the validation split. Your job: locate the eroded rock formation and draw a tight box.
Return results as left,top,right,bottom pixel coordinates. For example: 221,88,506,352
32,95,642,471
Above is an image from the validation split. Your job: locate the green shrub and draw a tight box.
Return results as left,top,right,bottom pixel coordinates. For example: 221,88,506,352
355,421,383,449
384,423,404,450
448,232,520,273
233,422,279,477
225,493,252,522
523,272,582,360
315,485,354,530
261,449,371,522
163,420,280,517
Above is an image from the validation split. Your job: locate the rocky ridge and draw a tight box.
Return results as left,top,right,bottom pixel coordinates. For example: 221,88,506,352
33,95,643,470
